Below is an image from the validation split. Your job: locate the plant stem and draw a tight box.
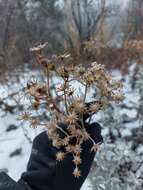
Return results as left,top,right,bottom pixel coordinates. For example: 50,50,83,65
84,84,88,102
46,70,63,114
56,126,69,137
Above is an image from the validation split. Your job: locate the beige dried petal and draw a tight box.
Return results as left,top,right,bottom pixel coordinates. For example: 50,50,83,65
19,112,30,120
111,80,123,89
62,137,70,146
73,144,82,154
46,123,57,138
57,66,69,79
76,66,86,75
89,103,101,113
68,125,77,134
91,143,100,152
91,62,104,71
32,101,40,110
114,94,124,103
66,145,75,153
82,130,90,141
56,152,65,161
72,98,85,113
66,112,78,124
47,128,56,137
57,115,68,124
52,139,62,148
75,129,83,137
47,122,57,130
73,156,82,165
31,118,38,128
73,167,81,178
83,72,95,85
57,82,70,92
26,86,37,96
91,62,98,67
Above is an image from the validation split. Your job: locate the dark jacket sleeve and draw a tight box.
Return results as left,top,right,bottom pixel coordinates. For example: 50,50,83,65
0,172,30,190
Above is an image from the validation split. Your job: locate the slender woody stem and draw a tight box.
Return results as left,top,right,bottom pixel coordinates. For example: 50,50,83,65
46,69,63,114
83,84,88,102
56,126,70,137
64,80,69,114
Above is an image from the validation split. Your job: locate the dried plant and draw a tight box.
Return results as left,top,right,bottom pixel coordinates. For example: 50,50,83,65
20,43,124,178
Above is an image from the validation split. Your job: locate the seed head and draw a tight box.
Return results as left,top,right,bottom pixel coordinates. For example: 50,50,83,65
66,112,78,124
73,156,82,165
56,152,65,161
73,167,81,178
91,143,100,152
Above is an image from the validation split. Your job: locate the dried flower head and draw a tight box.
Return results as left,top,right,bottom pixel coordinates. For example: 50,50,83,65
111,80,123,89
91,143,101,152
76,66,86,75
66,112,78,125
47,122,57,130
71,98,85,113
82,130,90,141
91,62,104,71
73,144,83,154
73,167,81,178
73,156,82,165
83,71,95,85
32,101,40,110
56,152,65,161
19,112,30,121
22,43,124,178
30,118,38,128
53,139,62,148
65,145,76,153
114,94,125,104
89,102,102,113
62,137,70,146
46,123,57,139
68,125,77,135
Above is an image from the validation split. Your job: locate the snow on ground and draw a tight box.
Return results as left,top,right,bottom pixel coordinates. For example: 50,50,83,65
0,67,142,189
0,114,35,180
0,70,93,188
0,114,92,189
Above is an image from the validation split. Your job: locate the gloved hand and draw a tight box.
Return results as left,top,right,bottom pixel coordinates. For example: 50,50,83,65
20,121,103,190
53,122,103,190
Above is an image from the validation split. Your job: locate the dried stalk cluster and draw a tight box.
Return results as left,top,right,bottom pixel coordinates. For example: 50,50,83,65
20,43,124,178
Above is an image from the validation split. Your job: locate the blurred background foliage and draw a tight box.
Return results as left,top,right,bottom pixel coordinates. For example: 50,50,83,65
0,0,143,75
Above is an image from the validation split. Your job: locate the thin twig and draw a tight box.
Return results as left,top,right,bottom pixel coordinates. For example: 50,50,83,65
83,84,88,102
64,81,69,114
56,126,70,137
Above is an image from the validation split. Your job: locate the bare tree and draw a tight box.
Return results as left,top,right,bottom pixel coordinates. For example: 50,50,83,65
63,0,108,55
0,0,32,72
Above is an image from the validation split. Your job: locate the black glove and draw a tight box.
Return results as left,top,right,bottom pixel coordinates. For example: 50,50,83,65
53,122,103,190
20,122,103,190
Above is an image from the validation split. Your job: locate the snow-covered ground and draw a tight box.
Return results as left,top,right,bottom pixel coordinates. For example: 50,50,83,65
0,115,92,189
0,69,93,189
0,66,142,189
